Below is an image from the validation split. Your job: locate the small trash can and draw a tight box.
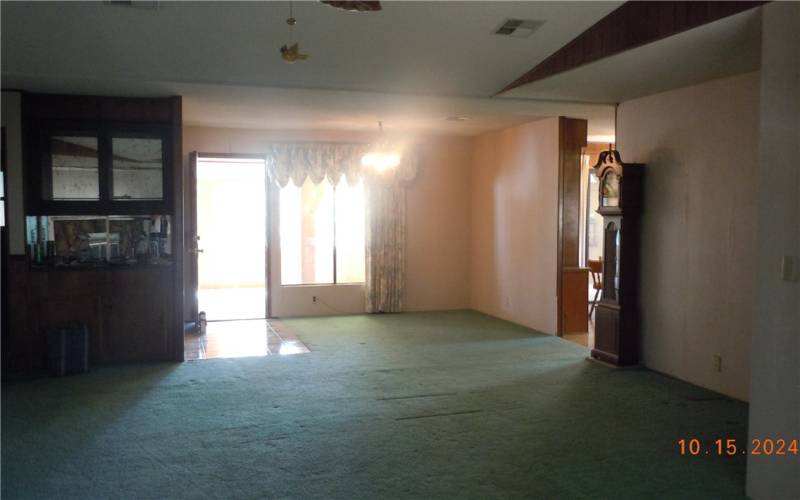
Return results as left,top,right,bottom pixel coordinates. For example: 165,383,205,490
47,322,89,376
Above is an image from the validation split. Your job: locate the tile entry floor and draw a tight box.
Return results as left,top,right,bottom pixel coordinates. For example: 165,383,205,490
184,319,310,361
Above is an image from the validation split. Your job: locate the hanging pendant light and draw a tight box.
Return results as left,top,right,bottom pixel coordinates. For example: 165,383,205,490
361,121,400,172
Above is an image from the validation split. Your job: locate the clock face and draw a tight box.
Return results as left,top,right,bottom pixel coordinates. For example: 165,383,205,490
601,171,620,207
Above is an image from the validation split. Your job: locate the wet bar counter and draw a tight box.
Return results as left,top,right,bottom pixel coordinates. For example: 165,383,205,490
7,258,177,372
28,261,173,271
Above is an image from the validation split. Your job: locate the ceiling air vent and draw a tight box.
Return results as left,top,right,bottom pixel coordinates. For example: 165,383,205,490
493,19,544,38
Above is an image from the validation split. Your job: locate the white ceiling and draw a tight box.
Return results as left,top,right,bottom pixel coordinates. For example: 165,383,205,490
1,1,620,137
1,1,620,97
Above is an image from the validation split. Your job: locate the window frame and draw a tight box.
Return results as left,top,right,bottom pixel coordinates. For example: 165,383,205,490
278,178,365,287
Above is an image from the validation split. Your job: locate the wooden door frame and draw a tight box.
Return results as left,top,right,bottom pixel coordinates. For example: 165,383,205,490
170,97,184,361
185,151,199,330
556,117,588,336
1,127,8,372
189,152,272,320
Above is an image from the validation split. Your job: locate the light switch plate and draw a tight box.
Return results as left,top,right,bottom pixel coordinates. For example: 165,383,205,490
781,256,799,282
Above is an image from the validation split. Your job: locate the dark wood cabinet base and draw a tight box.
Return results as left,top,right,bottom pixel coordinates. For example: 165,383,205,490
6,262,176,373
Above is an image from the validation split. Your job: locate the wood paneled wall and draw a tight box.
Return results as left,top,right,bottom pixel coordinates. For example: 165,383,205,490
502,1,765,93
556,117,588,336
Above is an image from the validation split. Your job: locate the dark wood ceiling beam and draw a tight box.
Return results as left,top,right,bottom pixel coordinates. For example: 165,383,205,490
500,1,765,95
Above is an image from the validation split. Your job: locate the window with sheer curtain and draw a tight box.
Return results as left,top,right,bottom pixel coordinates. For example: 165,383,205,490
279,177,365,285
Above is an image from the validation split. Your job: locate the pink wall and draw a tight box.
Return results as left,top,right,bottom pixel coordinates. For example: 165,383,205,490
406,137,471,311
183,126,471,316
618,72,759,401
469,118,559,334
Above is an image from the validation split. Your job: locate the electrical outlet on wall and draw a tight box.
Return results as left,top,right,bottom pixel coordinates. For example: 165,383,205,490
781,256,799,282
713,355,722,373
312,296,318,304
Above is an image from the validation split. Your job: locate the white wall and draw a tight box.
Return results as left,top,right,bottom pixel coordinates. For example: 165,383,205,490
183,126,472,317
469,118,559,334
1,91,25,255
746,3,800,498
617,72,760,401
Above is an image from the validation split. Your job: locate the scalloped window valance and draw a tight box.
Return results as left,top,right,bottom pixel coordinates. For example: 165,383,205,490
265,143,418,187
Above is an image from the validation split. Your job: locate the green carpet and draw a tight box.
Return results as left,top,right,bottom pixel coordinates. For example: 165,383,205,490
2,310,748,499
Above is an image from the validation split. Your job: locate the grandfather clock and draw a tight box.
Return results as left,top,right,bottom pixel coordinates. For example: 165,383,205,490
590,150,644,366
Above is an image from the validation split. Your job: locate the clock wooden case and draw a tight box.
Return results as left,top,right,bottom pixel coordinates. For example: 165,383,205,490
591,150,644,366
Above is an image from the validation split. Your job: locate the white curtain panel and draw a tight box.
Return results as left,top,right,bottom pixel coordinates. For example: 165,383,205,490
365,183,406,313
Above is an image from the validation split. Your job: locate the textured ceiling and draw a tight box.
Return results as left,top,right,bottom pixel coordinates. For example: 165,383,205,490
1,1,620,97
1,1,623,136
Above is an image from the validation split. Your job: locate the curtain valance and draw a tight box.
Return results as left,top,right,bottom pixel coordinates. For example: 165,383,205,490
265,142,418,187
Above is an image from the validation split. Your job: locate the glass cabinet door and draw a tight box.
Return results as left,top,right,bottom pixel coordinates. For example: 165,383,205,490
112,137,164,200
600,171,620,208
603,221,619,301
49,136,100,200
35,127,169,214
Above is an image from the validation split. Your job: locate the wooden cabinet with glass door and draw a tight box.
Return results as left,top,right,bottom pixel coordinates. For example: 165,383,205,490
28,125,173,216
7,93,184,370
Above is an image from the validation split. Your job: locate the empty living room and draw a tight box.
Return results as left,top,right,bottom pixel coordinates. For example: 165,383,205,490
1,1,797,499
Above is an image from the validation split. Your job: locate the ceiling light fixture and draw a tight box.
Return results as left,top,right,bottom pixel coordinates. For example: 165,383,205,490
362,121,400,172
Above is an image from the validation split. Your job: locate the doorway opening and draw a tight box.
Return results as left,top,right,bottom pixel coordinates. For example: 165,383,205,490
183,153,311,361
564,142,611,348
196,156,267,321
